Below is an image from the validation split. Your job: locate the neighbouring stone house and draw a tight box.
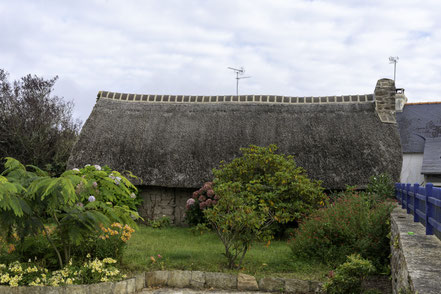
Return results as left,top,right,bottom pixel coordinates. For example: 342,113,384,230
68,78,402,224
397,102,441,186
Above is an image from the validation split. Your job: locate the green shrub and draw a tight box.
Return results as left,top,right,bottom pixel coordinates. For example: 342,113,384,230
185,182,217,226
0,158,141,269
367,173,395,200
323,254,375,294
205,145,325,269
205,184,269,269
149,216,171,229
212,145,325,235
289,192,394,270
190,223,211,235
73,222,135,262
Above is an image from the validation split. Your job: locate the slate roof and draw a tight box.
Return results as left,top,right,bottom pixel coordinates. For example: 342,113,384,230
421,138,441,174
68,90,402,190
396,103,441,153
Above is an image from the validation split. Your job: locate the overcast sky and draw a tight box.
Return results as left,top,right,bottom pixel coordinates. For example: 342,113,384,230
1,0,441,123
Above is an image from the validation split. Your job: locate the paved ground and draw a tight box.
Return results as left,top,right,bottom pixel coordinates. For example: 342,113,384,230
139,288,273,294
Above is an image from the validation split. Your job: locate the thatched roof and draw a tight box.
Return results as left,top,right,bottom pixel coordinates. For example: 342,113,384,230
68,83,402,190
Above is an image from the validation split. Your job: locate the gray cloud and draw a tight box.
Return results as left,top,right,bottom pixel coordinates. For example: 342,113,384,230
1,0,441,122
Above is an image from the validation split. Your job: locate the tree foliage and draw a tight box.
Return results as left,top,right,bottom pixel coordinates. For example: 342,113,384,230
0,158,140,269
0,69,81,175
204,145,325,269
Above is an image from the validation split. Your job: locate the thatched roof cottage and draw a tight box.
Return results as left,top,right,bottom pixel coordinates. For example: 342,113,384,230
68,78,402,224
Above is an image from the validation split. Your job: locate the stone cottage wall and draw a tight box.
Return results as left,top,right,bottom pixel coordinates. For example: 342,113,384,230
137,186,194,225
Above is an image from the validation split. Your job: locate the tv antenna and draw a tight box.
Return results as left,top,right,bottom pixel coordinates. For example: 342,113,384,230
389,56,399,83
227,66,251,96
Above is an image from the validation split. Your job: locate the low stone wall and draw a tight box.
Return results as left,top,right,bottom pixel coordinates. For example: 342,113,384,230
390,205,441,294
145,270,322,293
0,273,145,294
0,271,321,293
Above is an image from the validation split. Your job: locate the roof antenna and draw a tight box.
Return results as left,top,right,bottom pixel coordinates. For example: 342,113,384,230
389,56,399,83
227,67,251,96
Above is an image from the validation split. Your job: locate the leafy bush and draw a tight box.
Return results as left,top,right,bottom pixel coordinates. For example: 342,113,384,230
73,222,135,262
190,223,211,235
289,191,394,270
185,182,218,226
0,158,140,269
323,254,375,294
148,216,171,229
204,145,325,269
367,173,395,200
205,185,267,269
213,145,325,234
0,69,81,176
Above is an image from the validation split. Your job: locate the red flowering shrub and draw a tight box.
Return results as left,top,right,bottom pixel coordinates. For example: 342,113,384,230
185,182,218,226
289,191,394,270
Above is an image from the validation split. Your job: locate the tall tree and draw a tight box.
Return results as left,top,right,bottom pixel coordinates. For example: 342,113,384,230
0,69,81,175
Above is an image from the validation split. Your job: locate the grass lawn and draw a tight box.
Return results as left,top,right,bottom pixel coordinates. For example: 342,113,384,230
122,225,331,281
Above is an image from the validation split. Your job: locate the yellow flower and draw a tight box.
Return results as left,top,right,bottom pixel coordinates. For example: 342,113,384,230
7,244,15,254
1,273,10,283
103,258,117,264
111,223,123,229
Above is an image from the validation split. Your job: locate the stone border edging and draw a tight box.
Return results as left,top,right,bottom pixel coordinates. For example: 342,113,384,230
0,270,322,293
390,205,441,294
145,270,323,293
0,273,145,294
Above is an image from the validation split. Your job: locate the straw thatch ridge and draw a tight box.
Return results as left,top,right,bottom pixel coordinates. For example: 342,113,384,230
97,91,374,104
68,97,402,189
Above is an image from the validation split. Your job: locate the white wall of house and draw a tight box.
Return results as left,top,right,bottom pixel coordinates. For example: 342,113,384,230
400,153,424,184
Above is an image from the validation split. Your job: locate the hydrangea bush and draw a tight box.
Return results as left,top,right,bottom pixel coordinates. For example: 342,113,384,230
185,182,218,226
0,157,141,269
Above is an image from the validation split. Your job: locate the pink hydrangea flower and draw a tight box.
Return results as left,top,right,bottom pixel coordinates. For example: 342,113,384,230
186,198,195,210
207,189,215,197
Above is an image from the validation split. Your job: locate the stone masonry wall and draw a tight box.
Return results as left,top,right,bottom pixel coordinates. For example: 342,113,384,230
138,186,194,225
390,205,441,294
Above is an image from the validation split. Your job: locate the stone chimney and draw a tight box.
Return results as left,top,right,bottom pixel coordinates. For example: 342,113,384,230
374,78,397,123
